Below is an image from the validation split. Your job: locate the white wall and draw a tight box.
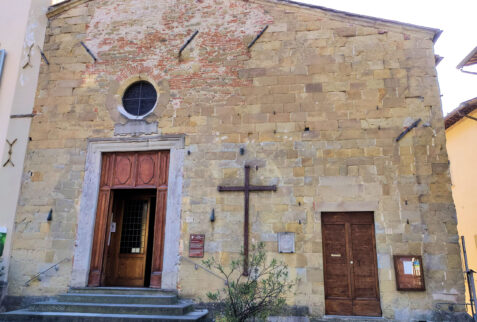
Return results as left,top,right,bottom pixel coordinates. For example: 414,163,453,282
0,1,31,159
0,0,51,284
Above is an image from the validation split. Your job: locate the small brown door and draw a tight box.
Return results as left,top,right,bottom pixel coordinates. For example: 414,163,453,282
322,212,381,317
104,193,154,287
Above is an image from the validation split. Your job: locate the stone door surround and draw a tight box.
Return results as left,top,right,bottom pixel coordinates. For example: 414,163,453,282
70,135,185,289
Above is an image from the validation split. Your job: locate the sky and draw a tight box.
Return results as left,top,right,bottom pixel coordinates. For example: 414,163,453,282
50,0,477,115
295,0,477,115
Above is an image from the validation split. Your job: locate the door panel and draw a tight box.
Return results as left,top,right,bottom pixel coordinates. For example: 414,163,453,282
113,153,136,187
118,257,145,280
88,189,112,287
150,151,169,288
325,299,353,316
353,300,382,317
136,153,157,186
323,223,350,299
322,212,381,317
351,223,377,299
150,189,168,288
106,197,151,287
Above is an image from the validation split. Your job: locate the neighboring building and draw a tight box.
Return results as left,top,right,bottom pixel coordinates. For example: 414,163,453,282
0,0,51,300
446,46,477,318
457,46,477,73
446,100,477,272
1,0,468,320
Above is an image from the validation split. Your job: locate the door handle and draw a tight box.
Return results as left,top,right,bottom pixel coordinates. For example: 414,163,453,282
108,221,116,246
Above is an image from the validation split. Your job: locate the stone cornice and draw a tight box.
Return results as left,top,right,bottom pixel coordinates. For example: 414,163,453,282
255,0,442,42
47,0,91,19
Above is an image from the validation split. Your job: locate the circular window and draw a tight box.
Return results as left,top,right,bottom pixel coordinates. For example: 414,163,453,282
122,81,158,117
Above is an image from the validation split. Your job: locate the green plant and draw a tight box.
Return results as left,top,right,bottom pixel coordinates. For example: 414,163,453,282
203,242,295,322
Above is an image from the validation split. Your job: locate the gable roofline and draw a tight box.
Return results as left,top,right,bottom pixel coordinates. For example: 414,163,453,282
46,0,442,42
445,97,477,130
267,0,442,42
456,46,477,69
47,0,91,18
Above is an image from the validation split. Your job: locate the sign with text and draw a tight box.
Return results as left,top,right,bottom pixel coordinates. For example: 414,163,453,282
189,234,205,258
393,255,425,291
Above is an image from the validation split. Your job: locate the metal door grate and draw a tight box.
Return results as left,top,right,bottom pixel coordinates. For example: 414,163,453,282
120,200,148,254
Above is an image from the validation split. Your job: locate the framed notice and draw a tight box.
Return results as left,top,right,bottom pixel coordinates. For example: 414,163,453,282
393,255,425,291
189,234,205,258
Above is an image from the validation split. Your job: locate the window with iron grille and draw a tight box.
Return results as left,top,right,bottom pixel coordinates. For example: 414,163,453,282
122,81,157,117
120,200,148,254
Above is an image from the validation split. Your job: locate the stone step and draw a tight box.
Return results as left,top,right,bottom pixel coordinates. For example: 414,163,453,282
68,287,177,296
0,309,209,322
30,301,194,316
317,316,387,322
0,288,208,321
58,293,178,305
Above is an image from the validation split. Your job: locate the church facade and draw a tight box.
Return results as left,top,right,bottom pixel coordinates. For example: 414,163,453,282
5,0,465,320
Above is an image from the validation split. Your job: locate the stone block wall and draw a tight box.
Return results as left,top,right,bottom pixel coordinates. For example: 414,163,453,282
7,0,464,320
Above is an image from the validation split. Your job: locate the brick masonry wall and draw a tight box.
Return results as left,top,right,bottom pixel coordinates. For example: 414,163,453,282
8,0,464,319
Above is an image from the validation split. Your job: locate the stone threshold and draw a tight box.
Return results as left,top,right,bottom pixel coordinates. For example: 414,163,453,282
322,315,386,321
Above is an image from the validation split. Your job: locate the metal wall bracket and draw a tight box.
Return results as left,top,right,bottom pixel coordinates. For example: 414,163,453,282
80,41,97,62
248,25,268,50
179,30,199,58
10,113,36,119
3,138,17,167
38,45,50,65
459,111,477,122
396,118,421,142
22,44,34,69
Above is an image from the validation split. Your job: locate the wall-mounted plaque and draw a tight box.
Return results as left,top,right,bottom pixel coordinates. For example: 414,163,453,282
393,255,425,291
278,232,295,253
189,234,205,258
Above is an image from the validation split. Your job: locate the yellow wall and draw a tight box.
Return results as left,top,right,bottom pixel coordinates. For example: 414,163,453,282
446,110,477,310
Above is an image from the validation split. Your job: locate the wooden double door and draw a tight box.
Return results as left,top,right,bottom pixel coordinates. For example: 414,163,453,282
322,212,381,317
88,151,170,288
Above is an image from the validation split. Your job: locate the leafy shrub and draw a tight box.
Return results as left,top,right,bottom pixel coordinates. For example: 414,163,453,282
203,242,295,322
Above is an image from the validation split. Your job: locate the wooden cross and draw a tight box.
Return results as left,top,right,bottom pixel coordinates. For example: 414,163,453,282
218,165,276,275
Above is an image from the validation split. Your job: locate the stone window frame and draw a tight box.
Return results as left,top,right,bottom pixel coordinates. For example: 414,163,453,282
117,75,161,120
70,135,185,289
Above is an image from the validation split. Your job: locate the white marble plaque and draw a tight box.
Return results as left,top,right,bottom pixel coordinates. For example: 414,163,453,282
278,232,295,253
